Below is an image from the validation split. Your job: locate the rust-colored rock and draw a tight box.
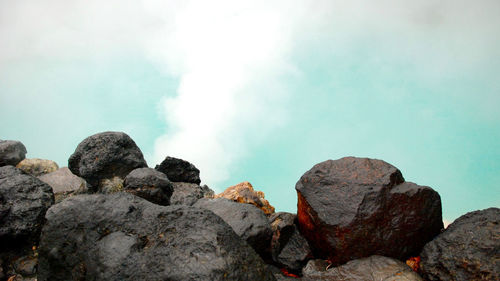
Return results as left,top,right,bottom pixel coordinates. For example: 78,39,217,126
296,157,443,265
215,181,275,215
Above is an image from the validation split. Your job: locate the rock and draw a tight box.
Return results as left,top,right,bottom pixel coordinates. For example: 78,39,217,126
0,165,25,179
16,158,58,177
68,131,147,191
303,255,423,281
155,156,201,184
269,212,312,272
215,181,275,215
194,198,273,260
38,167,87,203
0,171,54,249
0,140,27,167
13,255,37,277
123,168,173,206
37,193,275,281
296,157,443,265
420,208,500,281
170,182,214,206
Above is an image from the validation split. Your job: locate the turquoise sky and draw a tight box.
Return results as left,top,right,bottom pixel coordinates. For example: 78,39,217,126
1,1,499,222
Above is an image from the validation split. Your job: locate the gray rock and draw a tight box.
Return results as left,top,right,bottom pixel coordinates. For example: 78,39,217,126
269,212,311,272
296,157,443,265
38,167,87,203
0,165,25,179
194,198,272,260
170,182,214,206
420,208,500,281
37,193,275,281
303,255,423,281
0,140,27,167
68,131,147,191
155,156,201,184
16,158,58,177
123,167,173,206
13,255,38,277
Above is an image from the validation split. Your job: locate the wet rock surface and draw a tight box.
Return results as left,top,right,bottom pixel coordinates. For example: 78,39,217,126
170,182,214,206
0,140,27,167
16,158,58,177
194,198,273,260
296,157,443,264
38,193,276,281
215,181,275,215
302,255,423,281
269,212,311,272
68,131,147,191
155,156,201,184
420,207,500,281
123,167,173,206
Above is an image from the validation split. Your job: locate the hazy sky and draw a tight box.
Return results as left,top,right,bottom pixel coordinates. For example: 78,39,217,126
1,0,499,222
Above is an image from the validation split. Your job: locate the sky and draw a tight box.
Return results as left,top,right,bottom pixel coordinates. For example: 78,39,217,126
1,0,499,223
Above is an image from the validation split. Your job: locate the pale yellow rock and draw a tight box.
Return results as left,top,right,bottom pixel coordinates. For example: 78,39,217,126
215,181,275,215
16,158,59,177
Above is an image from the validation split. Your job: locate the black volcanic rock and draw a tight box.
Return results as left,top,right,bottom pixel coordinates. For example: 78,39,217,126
38,193,276,281
123,167,173,206
420,208,500,281
170,182,214,206
155,156,201,184
269,212,311,272
0,140,27,167
194,198,273,260
0,168,54,250
68,131,147,191
296,157,443,265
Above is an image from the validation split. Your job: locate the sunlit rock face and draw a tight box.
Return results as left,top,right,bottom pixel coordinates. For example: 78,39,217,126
296,157,443,265
215,181,275,215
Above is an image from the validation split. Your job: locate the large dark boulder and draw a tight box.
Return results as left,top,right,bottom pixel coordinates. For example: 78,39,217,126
194,198,273,260
170,182,214,206
296,157,443,265
155,156,201,184
302,255,423,280
420,208,500,281
68,131,147,191
123,167,173,206
269,212,311,272
38,193,275,281
0,166,54,250
0,140,27,167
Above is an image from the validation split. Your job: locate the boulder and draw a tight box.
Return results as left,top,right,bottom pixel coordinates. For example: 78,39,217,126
0,140,27,167
38,167,87,203
37,193,275,281
215,181,275,215
68,131,147,191
16,158,58,177
170,182,214,206
302,255,423,280
155,156,201,184
269,212,312,272
420,208,500,281
296,157,443,265
123,167,173,206
0,165,25,179
194,198,273,260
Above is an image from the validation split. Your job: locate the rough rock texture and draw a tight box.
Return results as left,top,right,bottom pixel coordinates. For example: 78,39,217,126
123,167,173,206
269,212,312,272
38,193,276,281
0,169,54,250
420,208,500,281
38,167,87,203
296,157,443,265
68,131,147,191
170,182,214,206
0,140,27,167
0,165,25,179
215,181,275,215
155,156,201,184
16,158,59,177
194,198,273,260
302,255,423,281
